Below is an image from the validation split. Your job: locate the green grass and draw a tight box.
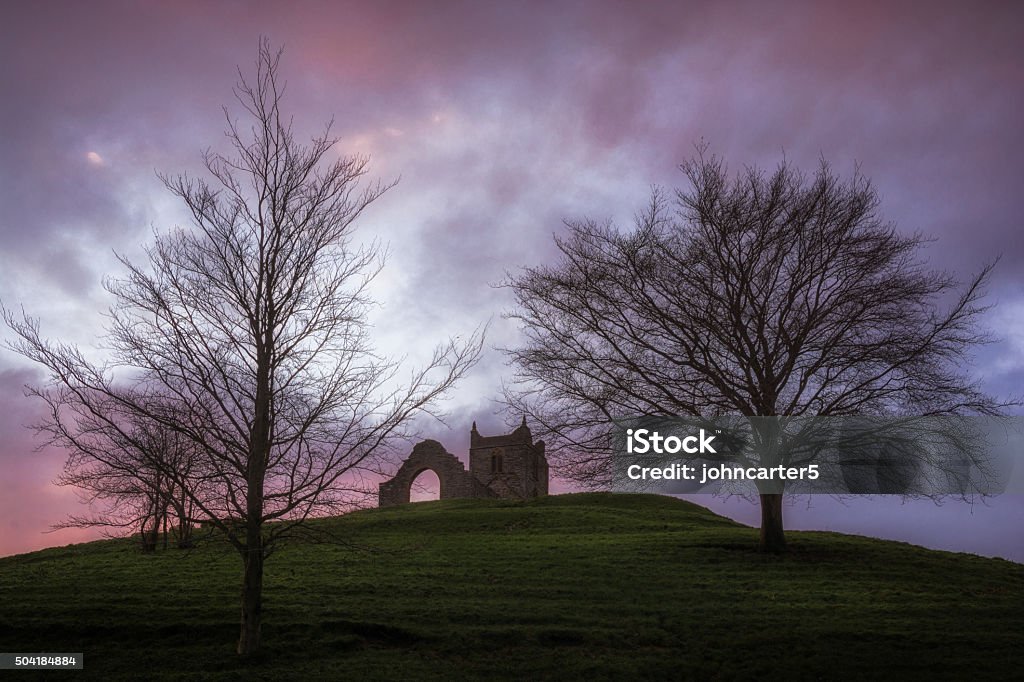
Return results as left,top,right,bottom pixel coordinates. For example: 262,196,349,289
1,492,1021,680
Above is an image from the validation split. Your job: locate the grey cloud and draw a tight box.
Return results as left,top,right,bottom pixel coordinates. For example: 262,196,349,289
1,0,1022,558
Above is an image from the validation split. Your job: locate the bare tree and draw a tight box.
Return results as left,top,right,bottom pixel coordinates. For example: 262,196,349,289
36,390,205,551
503,148,1010,552
4,39,483,654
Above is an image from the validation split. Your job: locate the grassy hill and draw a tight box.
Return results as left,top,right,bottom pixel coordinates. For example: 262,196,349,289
0,493,1021,680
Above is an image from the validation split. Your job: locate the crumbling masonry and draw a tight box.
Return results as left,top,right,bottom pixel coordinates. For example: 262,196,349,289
378,418,549,506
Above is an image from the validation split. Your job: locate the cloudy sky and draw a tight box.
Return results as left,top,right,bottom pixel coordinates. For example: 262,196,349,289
2,1,1022,559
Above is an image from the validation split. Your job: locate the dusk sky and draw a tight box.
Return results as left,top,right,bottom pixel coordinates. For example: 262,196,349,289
1,1,1023,560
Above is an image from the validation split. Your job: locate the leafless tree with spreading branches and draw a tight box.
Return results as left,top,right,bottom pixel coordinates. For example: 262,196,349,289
4,39,483,655
41,395,205,551
503,147,1011,552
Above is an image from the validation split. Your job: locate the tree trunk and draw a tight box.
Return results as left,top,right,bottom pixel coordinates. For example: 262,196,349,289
758,493,786,552
237,533,264,655
140,512,157,552
237,280,272,655
238,338,269,656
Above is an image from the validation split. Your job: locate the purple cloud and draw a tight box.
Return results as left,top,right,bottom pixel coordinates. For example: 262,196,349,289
1,0,1022,559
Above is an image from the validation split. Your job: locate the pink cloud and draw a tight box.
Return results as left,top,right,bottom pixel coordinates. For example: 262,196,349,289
1,0,1022,559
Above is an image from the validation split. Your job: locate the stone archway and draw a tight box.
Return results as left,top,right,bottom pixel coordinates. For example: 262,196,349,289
378,440,476,507
408,468,442,502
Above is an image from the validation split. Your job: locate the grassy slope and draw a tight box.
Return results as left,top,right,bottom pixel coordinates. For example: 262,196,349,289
0,493,1021,680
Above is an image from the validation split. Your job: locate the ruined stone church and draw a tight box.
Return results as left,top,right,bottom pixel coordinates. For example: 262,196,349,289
378,418,549,507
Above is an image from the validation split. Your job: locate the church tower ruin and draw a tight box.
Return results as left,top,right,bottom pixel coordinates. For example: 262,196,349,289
468,417,549,499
